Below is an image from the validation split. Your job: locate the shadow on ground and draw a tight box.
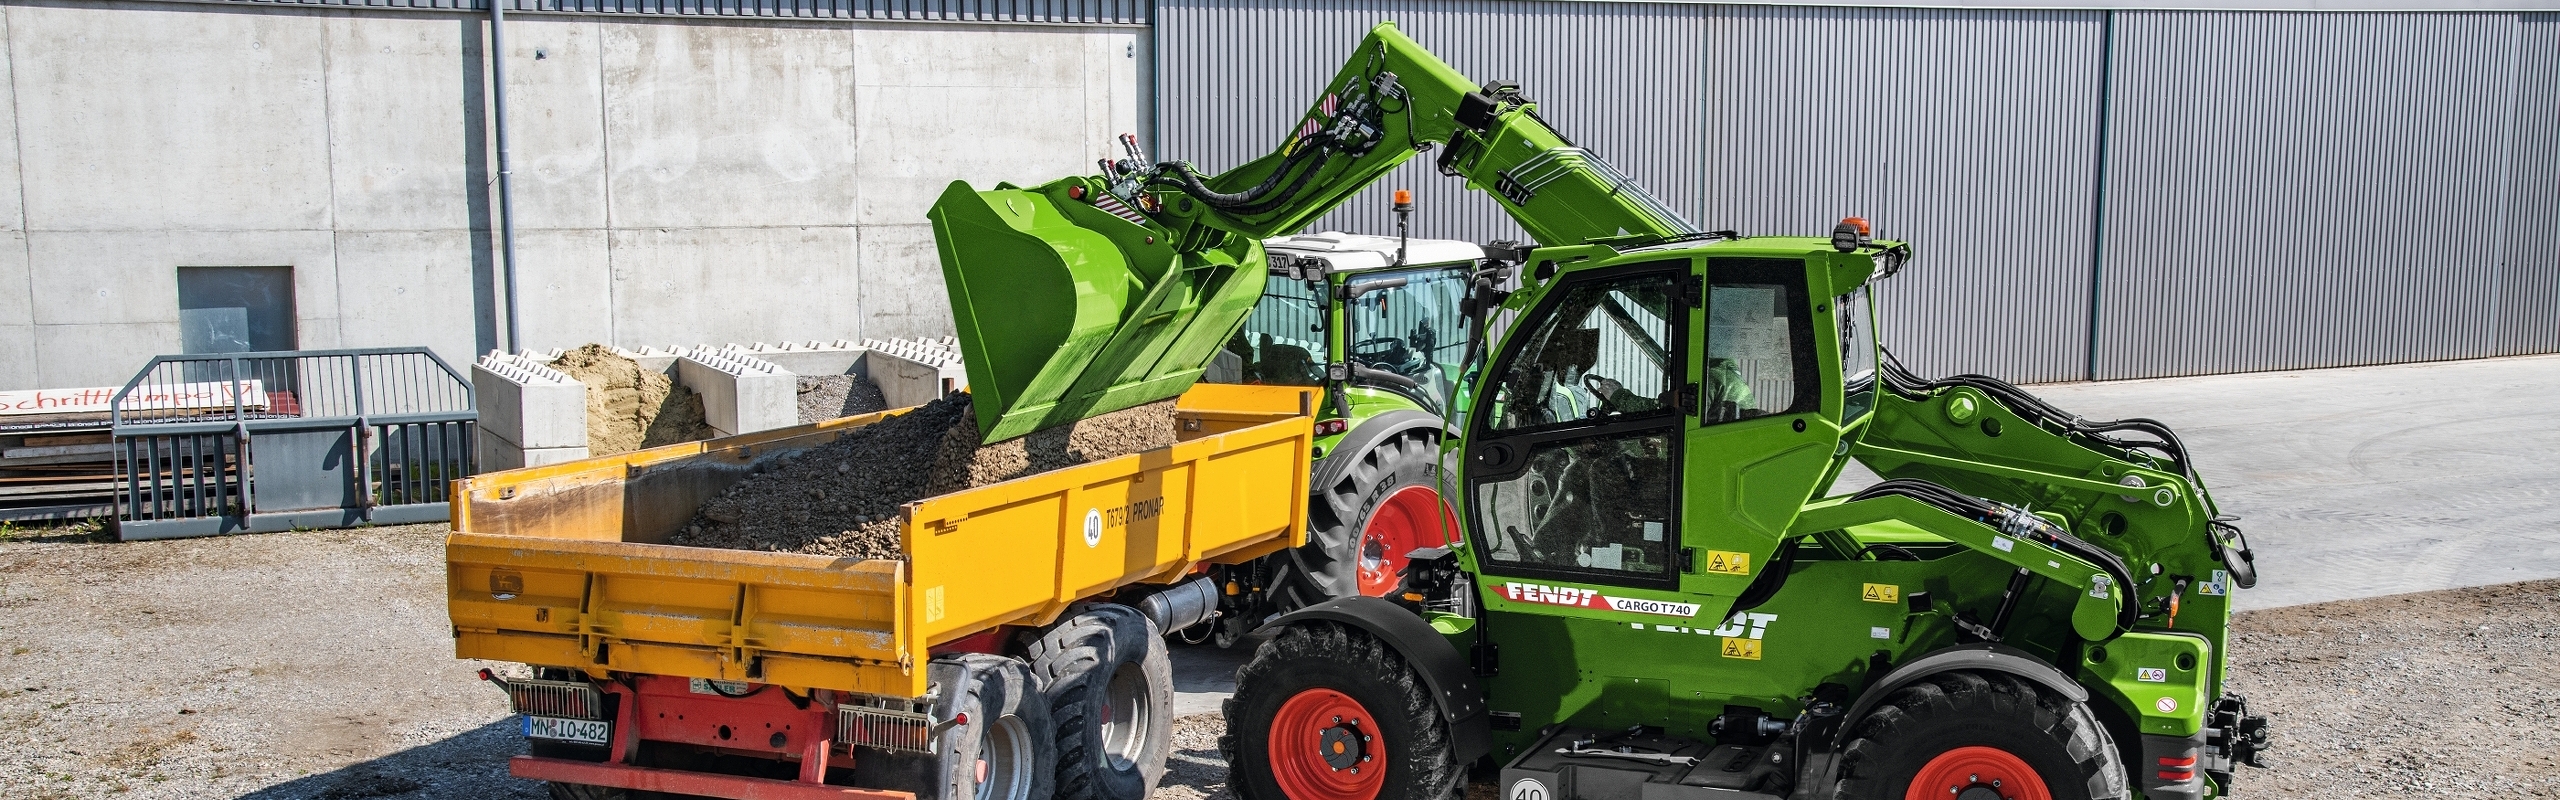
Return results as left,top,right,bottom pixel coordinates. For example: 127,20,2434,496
237,719,541,800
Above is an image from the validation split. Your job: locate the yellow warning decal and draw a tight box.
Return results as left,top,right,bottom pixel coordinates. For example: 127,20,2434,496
924,585,947,623
1861,583,1901,604
1703,550,1752,576
1720,637,1763,660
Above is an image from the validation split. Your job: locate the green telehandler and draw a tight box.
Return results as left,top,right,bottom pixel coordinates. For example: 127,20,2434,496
928,21,2267,800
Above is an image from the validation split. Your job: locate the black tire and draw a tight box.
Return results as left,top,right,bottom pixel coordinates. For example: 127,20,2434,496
1221,621,1462,800
857,654,1058,800
1027,604,1174,800
1275,421,1446,609
1831,671,2128,800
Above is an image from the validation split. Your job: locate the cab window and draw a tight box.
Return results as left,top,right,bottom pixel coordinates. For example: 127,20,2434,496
1225,275,1326,386
1703,258,1817,423
1484,272,1679,431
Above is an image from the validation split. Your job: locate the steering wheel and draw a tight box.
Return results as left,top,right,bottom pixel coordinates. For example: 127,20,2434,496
1350,337,1411,368
1581,374,1623,417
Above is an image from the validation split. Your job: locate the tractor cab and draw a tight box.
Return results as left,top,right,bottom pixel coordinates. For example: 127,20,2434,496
1211,232,1486,418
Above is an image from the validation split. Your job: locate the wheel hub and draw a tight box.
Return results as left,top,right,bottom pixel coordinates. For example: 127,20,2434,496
1354,484,1453,597
1904,745,2050,800
1268,687,1387,800
1317,724,1364,770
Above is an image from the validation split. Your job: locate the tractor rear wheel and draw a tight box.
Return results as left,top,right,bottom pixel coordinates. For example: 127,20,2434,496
1277,423,1450,609
1831,671,2126,800
1221,622,1462,800
1027,604,1174,800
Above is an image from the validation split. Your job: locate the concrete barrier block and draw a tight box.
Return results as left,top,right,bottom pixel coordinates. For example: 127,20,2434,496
473,352,586,451
862,335,966,410
475,427,589,472
731,339,867,378
679,347,796,437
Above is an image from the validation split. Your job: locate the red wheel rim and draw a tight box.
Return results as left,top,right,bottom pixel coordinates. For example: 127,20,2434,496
1904,745,2052,800
1355,485,1453,596
1267,688,1386,800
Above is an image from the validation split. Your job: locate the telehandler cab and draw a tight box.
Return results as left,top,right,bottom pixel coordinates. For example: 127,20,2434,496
927,21,2267,800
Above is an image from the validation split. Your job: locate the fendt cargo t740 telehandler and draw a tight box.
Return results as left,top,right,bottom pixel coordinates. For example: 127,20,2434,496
929,22,2267,800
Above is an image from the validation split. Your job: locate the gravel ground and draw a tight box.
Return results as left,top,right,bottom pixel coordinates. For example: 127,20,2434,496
670,395,1177,559
2225,579,2560,798
2,520,2551,799
795,375,887,425
0,523,536,800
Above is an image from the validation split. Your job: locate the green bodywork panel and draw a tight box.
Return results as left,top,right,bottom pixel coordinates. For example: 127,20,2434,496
2081,632,2213,737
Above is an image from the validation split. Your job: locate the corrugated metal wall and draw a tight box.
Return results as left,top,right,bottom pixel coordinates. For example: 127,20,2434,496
2093,11,2550,378
1161,2,2560,383
1694,5,2105,383
2500,13,2560,357
1156,0,1708,247
143,0,1147,25
1158,0,2109,382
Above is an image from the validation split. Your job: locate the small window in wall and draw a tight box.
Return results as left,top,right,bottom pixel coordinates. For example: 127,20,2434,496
178,267,297,354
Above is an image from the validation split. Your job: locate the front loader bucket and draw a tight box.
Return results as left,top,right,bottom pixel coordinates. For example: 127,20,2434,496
930,179,1264,444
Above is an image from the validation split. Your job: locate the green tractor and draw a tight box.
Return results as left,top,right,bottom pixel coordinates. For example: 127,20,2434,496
929,21,2267,799
1196,231,1496,640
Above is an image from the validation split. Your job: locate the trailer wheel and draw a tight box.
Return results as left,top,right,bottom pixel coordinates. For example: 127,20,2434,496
1280,424,1450,608
855,654,1055,800
1028,604,1173,800
1222,621,1462,800
1832,671,2126,800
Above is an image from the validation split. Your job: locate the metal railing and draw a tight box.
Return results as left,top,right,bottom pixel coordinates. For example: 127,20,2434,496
110,347,477,540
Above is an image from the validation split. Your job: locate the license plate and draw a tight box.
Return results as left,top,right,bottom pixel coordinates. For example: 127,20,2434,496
525,715,611,746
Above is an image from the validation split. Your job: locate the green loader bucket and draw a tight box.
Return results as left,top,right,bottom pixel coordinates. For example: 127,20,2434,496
929,179,1264,444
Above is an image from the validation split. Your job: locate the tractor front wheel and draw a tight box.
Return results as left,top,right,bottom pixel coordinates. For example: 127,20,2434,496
1831,671,2126,800
1279,424,1449,609
1221,622,1462,800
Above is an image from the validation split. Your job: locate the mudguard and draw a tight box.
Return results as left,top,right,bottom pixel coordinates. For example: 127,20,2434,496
1265,596,1493,763
1835,643,2089,748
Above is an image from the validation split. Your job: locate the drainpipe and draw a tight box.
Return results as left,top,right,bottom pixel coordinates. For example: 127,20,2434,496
489,0,523,353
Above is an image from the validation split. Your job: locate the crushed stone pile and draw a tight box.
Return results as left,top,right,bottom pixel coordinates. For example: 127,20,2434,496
795,374,888,424
670,394,1179,559
552,343,711,455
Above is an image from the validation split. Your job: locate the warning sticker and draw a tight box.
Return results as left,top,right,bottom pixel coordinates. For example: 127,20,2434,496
1703,550,1752,576
1860,583,1900,604
2137,667,2168,683
2200,570,2229,596
924,585,947,623
1719,637,1763,660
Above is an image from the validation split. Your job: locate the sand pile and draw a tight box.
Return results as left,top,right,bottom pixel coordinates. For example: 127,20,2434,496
671,394,1179,559
795,374,888,424
551,344,712,455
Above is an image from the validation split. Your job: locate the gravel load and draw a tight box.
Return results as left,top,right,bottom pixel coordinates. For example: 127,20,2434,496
796,374,888,425
551,343,711,455
669,395,1179,559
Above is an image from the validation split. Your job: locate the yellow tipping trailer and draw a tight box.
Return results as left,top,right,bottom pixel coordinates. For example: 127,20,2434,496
446,383,1314,800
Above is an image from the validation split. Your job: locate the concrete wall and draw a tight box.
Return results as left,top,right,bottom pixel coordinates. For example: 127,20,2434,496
0,0,1145,390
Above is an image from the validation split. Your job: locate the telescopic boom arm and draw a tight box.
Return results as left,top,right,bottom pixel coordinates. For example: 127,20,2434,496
930,22,1696,443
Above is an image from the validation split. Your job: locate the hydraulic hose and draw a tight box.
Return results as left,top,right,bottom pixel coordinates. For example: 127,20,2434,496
1851,478,2141,641
1880,349,2197,486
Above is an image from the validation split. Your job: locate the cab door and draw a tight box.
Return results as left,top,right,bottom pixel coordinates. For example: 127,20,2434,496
1462,262,1694,736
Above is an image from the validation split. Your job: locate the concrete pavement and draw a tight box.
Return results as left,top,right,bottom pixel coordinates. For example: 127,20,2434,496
2029,354,2560,611
1167,353,2560,707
